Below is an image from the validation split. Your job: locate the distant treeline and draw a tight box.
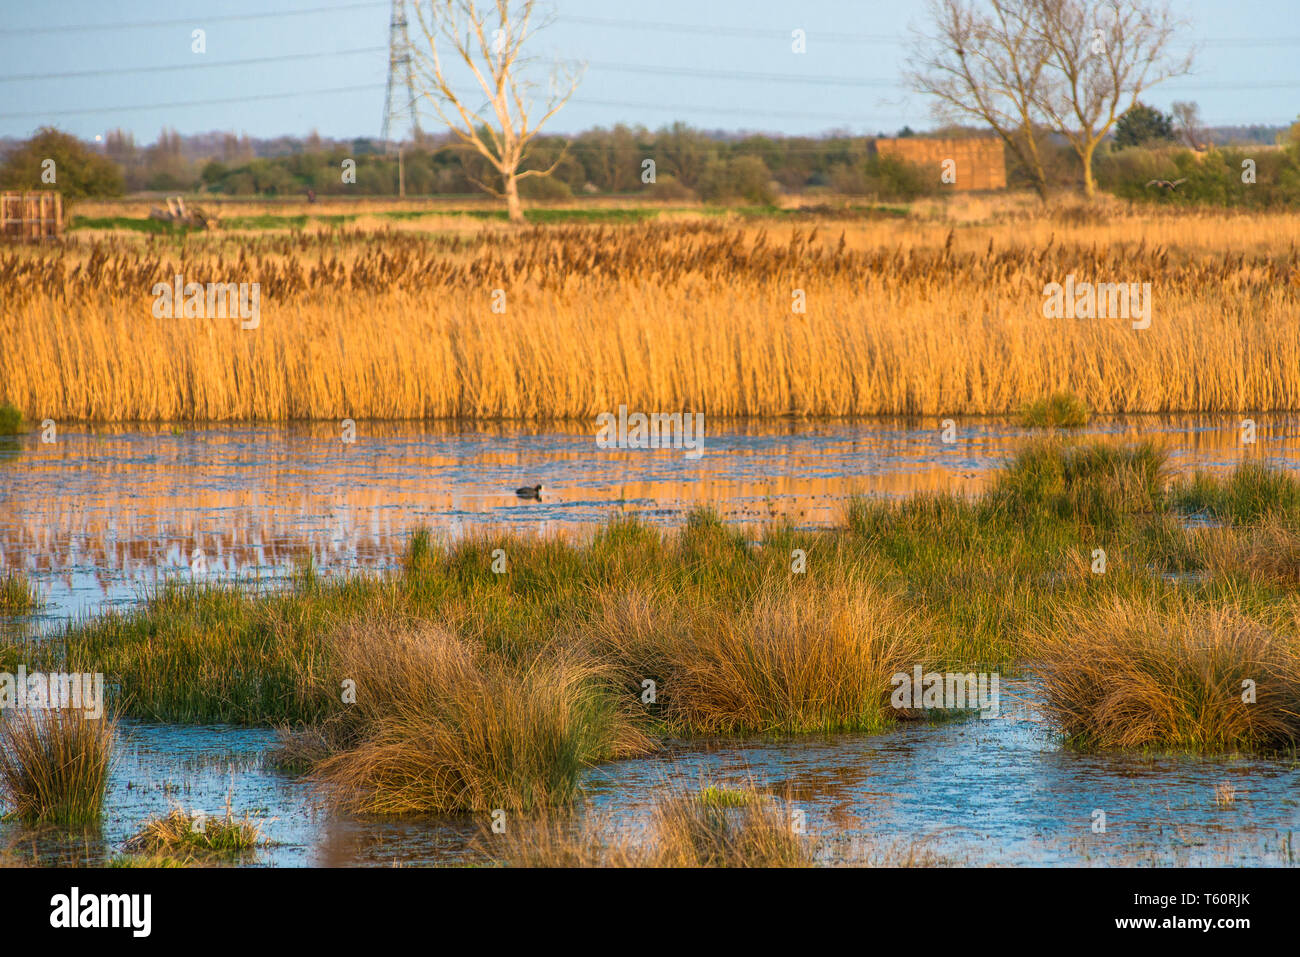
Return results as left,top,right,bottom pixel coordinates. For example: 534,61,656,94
186,131,1299,207
191,124,952,203
2,120,1298,205
188,125,1300,207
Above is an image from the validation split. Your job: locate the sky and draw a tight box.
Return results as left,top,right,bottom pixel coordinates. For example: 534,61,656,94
0,0,1295,143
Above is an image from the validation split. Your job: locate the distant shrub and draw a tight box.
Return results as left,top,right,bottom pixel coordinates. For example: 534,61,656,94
697,155,776,205
827,155,936,200
1112,103,1175,149
0,127,124,199
1097,144,1300,208
1019,392,1090,428
0,403,23,435
518,174,573,201
645,173,695,201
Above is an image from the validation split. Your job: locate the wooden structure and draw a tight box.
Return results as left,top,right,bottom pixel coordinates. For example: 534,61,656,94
0,191,64,241
874,137,1007,191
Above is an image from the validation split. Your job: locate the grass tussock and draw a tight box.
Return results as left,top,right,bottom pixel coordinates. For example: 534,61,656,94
123,803,265,858
0,572,39,613
1019,392,1091,428
58,579,332,725
650,787,811,867
991,439,1167,528
1173,462,1300,525
307,618,652,814
0,710,115,826
1033,597,1300,752
483,785,811,868
698,785,754,808
1194,518,1300,589
592,576,930,734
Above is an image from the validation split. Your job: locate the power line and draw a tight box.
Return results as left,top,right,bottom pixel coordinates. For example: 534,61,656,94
0,85,885,126
1200,37,1300,47
559,14,1300,49
556,14,897,44
0,55,900,90
586,61,897,88
7,51,1295,94
0,84,388,120
0,2,389,36
570,96,875,125
7,5,1289,49
6,6,1296,48
6,66,1298,121
1162,81,1300,91
0,47,386,83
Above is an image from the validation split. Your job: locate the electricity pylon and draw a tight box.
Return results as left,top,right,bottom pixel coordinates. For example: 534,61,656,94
381,0,422,151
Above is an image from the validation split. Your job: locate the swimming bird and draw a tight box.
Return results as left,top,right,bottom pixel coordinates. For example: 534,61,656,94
1145,178,1187,191
515,484,543,499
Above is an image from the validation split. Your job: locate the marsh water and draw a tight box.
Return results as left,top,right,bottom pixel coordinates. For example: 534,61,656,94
11,689,1299,868
3,414,1300,866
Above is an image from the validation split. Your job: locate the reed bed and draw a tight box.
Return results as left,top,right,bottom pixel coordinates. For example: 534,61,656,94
3,211,1300,421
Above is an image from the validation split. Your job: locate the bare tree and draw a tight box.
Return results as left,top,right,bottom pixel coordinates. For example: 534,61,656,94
909,0,1193,200
413,0,582,222
1029,0,1193,198
906,0,1053,199
1171,100,1205,150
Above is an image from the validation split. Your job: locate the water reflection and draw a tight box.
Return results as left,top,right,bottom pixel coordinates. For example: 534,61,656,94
2,414,1298,632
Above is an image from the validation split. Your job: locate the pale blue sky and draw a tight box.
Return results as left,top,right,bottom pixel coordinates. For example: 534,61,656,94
0,0,1294,141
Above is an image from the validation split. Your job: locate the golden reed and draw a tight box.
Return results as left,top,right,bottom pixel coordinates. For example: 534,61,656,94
3,212,1299,421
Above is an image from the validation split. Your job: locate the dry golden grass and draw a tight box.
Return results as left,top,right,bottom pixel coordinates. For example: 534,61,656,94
1032,596,1300,752
3,208,1299,420
591,575,929,734
123,801,265,858
0,710,115,825
1197,519,1300,589
480,784,812,868
307,617,652,814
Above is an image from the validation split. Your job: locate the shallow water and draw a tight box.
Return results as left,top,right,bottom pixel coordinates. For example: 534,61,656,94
4,688,1296,867
3,413,1298,633
3,414,1299,867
